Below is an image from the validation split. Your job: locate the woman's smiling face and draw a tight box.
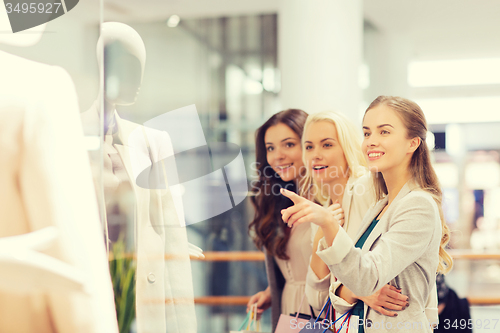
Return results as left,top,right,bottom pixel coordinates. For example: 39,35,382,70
362,104,415,174
265,123,304,182
303,121,349,185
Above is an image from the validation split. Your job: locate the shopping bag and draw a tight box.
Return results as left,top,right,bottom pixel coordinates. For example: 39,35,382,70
332,308,358,333
230,303,262,333
299,298,353,333
298,297,331,332
276,314,311,333
275,293,315,332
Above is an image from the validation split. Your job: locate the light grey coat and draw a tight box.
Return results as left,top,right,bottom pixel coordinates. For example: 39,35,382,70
317,183,441,332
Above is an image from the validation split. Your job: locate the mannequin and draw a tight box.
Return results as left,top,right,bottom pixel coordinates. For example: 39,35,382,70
81,22,198,333
0,227,84,294
0,8,118,333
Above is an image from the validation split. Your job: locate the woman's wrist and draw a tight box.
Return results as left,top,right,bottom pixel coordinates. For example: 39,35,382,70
336,285,359,304
320,216,339,247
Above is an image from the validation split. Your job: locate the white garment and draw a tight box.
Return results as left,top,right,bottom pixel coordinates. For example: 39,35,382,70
0,51,118,333
81,104,197,333
102,124,135,245
274,222,313,316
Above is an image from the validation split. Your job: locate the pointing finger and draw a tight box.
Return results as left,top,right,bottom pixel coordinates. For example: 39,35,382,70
281,204,304,223
280,188,303,204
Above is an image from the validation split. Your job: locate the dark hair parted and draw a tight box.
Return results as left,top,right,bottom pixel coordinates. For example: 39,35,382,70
365,96,453,274
249,109,308,260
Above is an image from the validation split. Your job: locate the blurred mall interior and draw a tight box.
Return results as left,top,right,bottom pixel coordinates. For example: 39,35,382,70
1,0,500,332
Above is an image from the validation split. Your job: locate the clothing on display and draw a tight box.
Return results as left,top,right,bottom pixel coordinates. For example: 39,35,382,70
0,47,118,333
81,22,197,333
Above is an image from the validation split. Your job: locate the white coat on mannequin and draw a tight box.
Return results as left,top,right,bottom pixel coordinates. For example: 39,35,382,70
0,10,118,333
81,22,197,333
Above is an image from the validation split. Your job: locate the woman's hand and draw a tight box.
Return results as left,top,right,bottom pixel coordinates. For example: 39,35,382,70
358,285,409,317
327,200,344,227
247,286,272,319
280,189,343,228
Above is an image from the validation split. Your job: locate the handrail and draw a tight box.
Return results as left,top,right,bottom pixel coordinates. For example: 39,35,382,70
191,251,265,261
192,296,500,306
113,250,500,306
110,250,500,261
468,297,500,305
109,251,266,261
447,250,500,260
194,296,250,306
193,250,500,261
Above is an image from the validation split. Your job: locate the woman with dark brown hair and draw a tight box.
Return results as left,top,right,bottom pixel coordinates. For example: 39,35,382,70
246,109,309,331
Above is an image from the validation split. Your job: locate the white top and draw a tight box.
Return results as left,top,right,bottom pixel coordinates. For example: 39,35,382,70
274,221,313,316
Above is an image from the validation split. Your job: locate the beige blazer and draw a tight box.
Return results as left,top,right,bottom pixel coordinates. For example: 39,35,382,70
305,173,375,312
0,53,118,333
317,182,441,332
82,106,196,333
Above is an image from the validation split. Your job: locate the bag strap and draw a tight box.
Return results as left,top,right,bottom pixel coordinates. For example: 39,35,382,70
237,310,252,331
247,303,257,330
314,298,331,323
332,309,351,325
294,292,308,321
335,310,352,333
345,312,352,333
253,303,261,332
331,309,352,333
247,303,260,331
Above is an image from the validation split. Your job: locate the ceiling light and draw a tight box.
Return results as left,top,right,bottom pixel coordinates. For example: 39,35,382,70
167,15,180,28
408,58,500,87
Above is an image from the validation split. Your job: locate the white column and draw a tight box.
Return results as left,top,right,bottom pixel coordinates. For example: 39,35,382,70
278,0,363,124
364,30,414,103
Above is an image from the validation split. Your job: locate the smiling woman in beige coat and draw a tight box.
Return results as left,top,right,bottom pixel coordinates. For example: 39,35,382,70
282,96,453,332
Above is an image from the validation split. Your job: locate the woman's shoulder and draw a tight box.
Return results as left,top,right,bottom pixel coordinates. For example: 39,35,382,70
395,187,440,216
403,187,437,203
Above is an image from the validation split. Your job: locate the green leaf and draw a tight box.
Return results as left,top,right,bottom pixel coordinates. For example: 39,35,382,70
109,235,136,333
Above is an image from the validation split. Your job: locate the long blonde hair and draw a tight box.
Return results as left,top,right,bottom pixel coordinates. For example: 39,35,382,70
365,96,453,274
299,111,367,205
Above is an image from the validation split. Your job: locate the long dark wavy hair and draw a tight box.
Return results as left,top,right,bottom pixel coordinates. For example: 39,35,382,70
249,109,308,260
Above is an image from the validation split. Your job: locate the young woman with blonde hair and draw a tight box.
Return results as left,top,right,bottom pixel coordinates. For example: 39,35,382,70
282,97,452,332
300,111,410,319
